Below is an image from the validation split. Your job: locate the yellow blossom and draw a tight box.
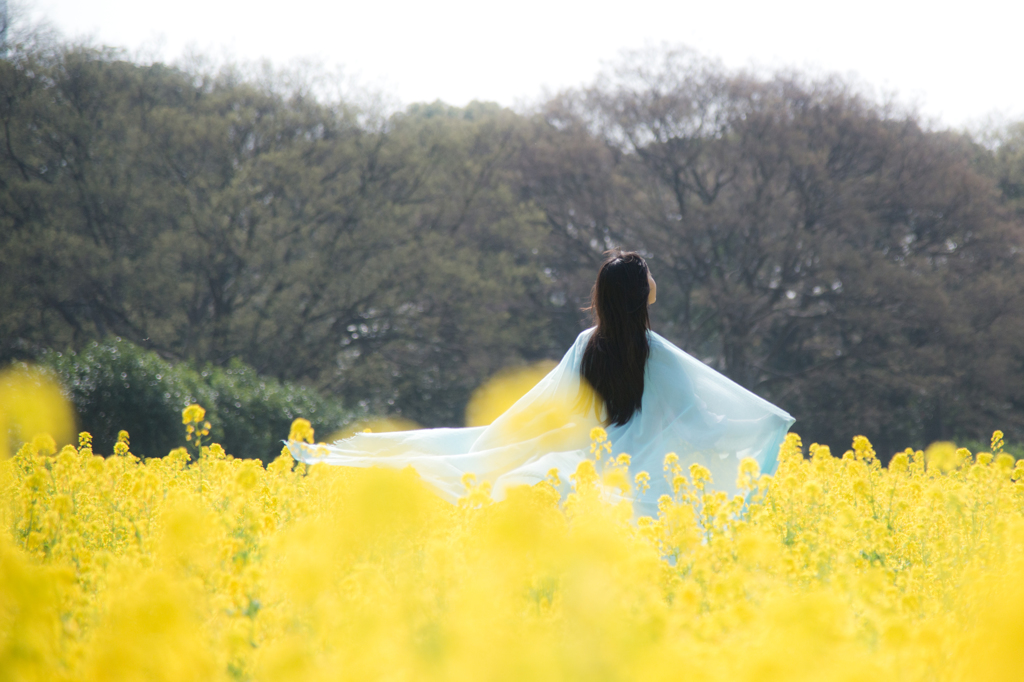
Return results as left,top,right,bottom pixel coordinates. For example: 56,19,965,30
181,404,205,425
1,415,1022,682
288,418,315,444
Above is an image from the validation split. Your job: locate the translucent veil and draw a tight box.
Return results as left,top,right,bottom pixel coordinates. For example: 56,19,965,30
289,329,795,516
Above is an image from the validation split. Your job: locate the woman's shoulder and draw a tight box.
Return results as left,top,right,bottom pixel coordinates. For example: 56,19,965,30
646,330,697,366
575,327,596,345
646,329,677,352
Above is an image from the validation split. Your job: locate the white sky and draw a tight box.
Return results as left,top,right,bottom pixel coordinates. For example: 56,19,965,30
24,0,1024,129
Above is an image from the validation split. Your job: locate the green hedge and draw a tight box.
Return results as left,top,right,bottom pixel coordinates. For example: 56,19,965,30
41,340,357,463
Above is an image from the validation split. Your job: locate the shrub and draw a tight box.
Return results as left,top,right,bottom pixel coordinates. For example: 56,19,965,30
205,360,355,464
40,339,355,462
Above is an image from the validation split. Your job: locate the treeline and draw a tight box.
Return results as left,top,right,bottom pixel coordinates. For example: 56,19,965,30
3,35,1024,459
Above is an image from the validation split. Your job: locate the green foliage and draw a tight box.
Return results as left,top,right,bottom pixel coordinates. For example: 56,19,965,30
0,37,574,427
40,339,355,463
3,30,1024,460
39,341,207,460
205,360,356,464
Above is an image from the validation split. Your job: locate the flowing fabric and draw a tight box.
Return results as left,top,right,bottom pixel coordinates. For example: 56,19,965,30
289,328,795,517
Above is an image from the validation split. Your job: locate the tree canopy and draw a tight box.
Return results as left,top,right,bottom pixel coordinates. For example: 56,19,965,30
2,36,1022,459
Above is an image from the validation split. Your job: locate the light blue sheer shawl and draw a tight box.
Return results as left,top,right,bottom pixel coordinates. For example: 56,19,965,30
289,328,794,516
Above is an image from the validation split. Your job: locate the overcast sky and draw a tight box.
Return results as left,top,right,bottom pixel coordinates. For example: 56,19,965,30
24,0,1024,130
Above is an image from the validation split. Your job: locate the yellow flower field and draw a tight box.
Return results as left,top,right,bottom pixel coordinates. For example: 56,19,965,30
2,406,1023,681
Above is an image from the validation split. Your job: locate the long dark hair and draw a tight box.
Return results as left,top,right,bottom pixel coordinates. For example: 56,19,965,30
579,251,651,426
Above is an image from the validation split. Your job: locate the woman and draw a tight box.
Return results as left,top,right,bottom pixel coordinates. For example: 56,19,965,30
289,252,794,516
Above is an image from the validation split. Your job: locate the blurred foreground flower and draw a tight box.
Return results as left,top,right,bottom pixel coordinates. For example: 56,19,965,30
464,360,557,427
328,416,421,442
0,364,75,458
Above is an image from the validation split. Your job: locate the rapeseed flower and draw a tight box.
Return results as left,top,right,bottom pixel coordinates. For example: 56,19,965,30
0,408,1019,682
